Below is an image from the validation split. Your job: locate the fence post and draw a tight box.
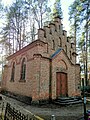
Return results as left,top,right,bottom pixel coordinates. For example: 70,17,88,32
1,102,4,120
4,103,8,120
51,115,55,120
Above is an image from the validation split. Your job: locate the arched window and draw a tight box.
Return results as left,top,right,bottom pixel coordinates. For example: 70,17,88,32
59,37,62,47
70,51,72,60
11,62,15,82
52,40,55,50
65,45,67,54
20,58,26,80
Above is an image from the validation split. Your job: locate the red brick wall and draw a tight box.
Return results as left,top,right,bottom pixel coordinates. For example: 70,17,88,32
2,41,51,101
1,65,8,91
51,51,77,99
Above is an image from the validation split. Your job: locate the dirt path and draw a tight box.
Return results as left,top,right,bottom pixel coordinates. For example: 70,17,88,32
1,95,90,120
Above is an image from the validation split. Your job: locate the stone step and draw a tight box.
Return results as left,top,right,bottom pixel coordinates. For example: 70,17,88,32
56,99,80,103
53,100,82,105
57,96,82,101
53,97,82,105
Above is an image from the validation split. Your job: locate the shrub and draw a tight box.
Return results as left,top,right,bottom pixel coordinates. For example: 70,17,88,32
81,86,90,93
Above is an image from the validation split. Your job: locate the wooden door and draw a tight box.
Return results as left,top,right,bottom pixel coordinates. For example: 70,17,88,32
56,72,67,97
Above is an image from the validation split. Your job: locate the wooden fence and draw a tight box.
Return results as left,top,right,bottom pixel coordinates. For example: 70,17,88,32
4,103,39,120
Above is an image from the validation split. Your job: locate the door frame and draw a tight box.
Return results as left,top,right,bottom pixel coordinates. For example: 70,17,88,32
56,72,68,97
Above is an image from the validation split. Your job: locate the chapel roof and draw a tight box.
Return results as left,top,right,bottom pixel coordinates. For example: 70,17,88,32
51,48,62,58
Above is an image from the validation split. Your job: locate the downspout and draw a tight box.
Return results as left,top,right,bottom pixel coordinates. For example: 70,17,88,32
49,58,52,102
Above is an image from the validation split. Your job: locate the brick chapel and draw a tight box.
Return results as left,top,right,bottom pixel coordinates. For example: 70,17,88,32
1,17,81,103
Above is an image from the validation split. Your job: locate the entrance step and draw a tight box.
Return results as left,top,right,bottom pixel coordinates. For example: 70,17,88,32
53,96,82,105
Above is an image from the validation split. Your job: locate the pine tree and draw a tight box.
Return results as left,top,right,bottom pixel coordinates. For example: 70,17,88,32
26,0,50,28
0,0,52,55
69,0,90,85
69,0,81,49
53,0,63,18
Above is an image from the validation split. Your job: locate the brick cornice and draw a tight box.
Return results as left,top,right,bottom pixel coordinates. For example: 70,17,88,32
7,39,47,60
33,54,50,60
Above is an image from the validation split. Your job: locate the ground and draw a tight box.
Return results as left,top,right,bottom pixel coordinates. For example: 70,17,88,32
0,95,90,120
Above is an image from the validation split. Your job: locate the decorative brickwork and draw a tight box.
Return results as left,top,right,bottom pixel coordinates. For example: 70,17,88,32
1,17,81,103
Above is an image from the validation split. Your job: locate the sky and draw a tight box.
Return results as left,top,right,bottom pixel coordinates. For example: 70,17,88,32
61,0,74,35
2,0,74,35
49,0,74,35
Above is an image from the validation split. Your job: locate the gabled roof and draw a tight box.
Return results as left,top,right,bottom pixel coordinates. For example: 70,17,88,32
51,48,63,59
50,48,75,66
7,39,46,60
